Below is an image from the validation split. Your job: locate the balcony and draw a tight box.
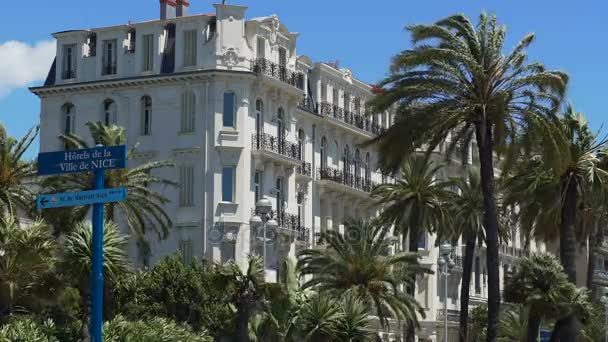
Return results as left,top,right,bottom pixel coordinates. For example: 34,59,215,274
251,133,301,166
297,96,319,115
499,244,530,259
436,309,460,322
317,166,377,194
296,161,312,178
250,58,305,90
251,209,309,243
450,251,464,271
317,101,384,136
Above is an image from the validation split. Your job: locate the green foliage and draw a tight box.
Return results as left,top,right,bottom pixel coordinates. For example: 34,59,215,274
297,293,344,341
371,155,453,243
297,219,431,329
0,123,38,217
0,215,56,316
115,255,233,336
468,305,488,342
104,315,213,342
497,306,527,342
0,316,58,342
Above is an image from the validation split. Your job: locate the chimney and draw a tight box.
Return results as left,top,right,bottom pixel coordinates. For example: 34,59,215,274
176,0,190,17
160,0,177,20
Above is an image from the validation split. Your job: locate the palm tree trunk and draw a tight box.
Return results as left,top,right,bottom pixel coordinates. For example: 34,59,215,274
405,233,417,342
587,221,602,298
459,237,475,342
474,120,501,342
526,310,541,342
560,176,578,283
559,177,580,341
235,304,251,342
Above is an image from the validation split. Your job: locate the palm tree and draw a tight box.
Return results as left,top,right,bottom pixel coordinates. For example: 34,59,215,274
297,219,431,331
502,107,608,339
368,13,568,340
504,254,595,341
339,293,379,342
497,306,527,342
448,170,485,342
371,154,452,341
249,258,308,342
0,123,38,217
215,255,266,342
296,293,345,342
0,214,56,316
43,122,176,241
60,220,129,340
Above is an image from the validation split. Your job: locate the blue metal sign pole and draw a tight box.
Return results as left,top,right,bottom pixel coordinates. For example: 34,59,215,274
91,166,105,342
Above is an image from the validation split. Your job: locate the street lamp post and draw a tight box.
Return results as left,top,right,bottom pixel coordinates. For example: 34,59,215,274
437,242,456,342
250,197,278,280
601,294,608,342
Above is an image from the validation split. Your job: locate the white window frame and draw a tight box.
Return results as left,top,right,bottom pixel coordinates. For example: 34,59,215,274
183,30,197,67
179,240,193,264
222,166,236,203
102,39,118,75
62,44,77,79
142,34,154,72
180,91,196,133
179,164,195,207
141,96,152,136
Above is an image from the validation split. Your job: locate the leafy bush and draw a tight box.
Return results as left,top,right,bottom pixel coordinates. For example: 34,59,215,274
115,255,233,337
104,315,213,342
0,316,58,342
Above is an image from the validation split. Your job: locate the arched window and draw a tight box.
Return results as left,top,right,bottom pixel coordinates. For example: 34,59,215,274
181,90,195,133
63,103,75,135
320,136,327,169
255,99,263,134
103,99,117,126
141,96,152,135
354,149,361,179
223,91,236,128
297,129,305,161
342,145,350,175
333,140,339,168
365,152,371,181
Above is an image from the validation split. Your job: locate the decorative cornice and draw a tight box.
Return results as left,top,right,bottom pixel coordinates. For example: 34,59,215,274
30,69,256,97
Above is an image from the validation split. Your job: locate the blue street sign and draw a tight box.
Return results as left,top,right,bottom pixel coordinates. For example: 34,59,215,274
38,145,127,176
540,330,552,342
37,144,128,342
37,188,127,209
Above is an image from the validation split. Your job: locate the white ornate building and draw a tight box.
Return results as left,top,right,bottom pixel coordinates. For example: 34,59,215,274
30,1,574,340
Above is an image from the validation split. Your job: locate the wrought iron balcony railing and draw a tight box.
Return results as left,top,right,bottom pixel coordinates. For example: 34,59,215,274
252,133,301,160
297,96,319,114
296,162,312,177
317,167,377,193
436,309,460,322
318,101,384,136
250,58,305,90
250,208,310,242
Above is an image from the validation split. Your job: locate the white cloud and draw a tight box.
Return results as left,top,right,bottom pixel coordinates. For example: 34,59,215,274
0,40,55,98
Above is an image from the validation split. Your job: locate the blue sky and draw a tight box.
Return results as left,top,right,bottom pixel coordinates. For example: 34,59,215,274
1,1,606,159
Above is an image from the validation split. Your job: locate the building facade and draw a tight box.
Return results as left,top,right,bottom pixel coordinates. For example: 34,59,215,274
31,1,564,340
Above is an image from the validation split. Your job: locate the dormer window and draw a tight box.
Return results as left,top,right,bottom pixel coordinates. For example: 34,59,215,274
127,29,136,53
62,44,77,79
102,39,117,75
205,18,217,42
257,37,265,59
86,33,97,57
183,30,197,66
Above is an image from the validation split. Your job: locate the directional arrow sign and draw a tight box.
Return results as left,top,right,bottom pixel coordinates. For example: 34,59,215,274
37,188,127,209
38,145,127,176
